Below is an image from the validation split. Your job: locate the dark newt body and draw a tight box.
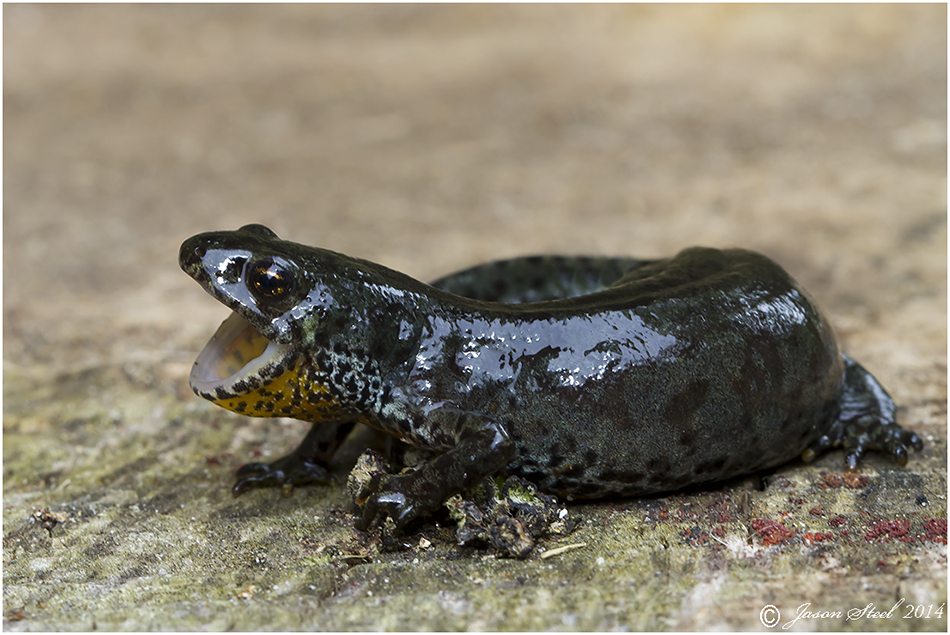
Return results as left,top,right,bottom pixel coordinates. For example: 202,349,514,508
180,225,922,529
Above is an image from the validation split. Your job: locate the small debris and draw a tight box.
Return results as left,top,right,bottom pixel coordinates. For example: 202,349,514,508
32,508,70,537
236,585,257,600
540,542,587,559
7,608,27,622
446,475,570,558
490,516,533,559
346,450,390,507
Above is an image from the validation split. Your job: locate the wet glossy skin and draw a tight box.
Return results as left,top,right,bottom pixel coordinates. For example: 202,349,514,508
180,225,923,530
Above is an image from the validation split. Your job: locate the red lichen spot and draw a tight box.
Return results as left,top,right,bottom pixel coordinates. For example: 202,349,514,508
712,526,727,538
818,472,842,489
923,518,948,544
865,519,911,543
818,472,870,490
681,525,709,546
829,515,847,527
802,532,834,546
841,473,869,488
205,455,222,466
877,560,888,567
809,505,824,517
751,518,796,546
643,503,671,523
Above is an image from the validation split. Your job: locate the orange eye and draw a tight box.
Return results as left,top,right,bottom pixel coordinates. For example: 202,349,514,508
248,258,295,300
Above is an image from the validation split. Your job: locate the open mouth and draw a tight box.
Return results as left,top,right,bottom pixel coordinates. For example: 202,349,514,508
190,312,293,398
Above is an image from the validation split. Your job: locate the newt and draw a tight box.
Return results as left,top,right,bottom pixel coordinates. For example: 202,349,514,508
179,224,923,529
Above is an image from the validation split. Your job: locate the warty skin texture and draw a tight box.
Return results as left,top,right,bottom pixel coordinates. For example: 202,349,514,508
180,224,923,529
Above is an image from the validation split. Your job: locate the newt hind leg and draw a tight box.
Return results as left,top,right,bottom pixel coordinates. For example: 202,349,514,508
803,355,923,469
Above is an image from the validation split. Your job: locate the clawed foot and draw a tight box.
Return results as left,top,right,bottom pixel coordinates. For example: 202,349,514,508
233,454,332,496
803,355,925,470
355,472,433,531
803,415,924,470
347,451,438,531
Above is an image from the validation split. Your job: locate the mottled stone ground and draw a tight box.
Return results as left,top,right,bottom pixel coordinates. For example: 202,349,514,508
4,4,946,630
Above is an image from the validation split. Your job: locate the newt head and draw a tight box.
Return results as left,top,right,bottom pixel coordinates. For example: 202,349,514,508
179,224,339,419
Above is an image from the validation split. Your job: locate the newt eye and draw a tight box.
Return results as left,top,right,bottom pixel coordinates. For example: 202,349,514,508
247,258,296,301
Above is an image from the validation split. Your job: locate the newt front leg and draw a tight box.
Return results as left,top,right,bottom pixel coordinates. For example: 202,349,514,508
356,414,514,530
233,421,356,495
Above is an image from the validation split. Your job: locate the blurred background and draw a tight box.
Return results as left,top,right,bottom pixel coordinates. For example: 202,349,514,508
5,5,946,364
3,5,946,630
